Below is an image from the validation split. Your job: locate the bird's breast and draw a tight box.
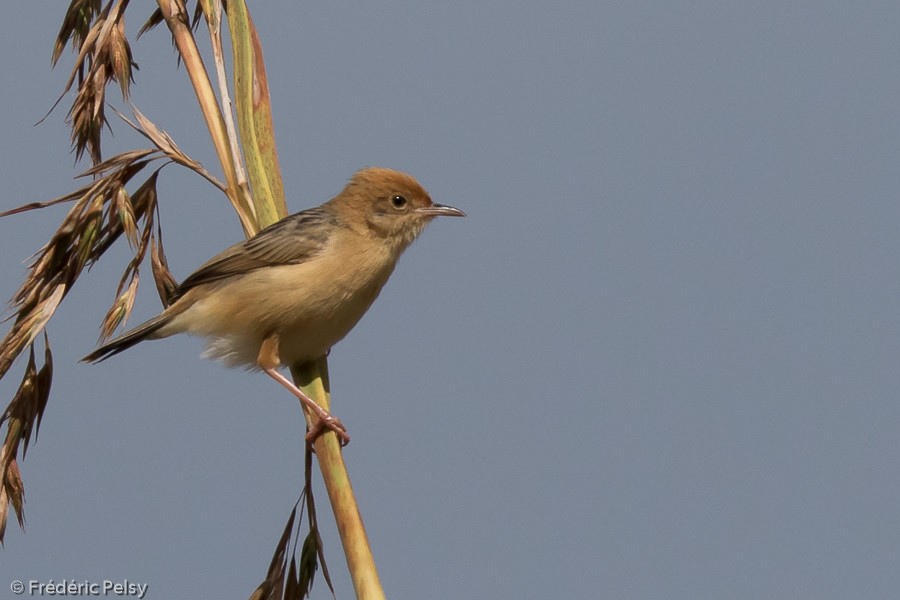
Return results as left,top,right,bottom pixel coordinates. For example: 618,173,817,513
274,244,398,362
172,237,400,366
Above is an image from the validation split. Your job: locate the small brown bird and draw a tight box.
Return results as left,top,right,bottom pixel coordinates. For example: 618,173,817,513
83,167,465,444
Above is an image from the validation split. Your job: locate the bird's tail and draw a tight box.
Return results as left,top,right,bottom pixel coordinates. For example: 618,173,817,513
82,313,173,363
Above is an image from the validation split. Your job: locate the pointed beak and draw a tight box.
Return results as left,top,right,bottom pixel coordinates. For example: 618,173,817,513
416,203,466,218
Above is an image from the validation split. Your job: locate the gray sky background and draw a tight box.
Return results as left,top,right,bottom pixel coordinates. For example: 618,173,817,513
2,2,899,599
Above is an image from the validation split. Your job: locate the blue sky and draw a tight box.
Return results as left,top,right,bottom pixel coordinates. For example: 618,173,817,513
2,2,900,599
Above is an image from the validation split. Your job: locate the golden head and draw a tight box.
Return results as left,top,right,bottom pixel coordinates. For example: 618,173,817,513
332,167,465,250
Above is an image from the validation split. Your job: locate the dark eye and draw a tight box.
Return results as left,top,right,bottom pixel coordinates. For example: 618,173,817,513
391,195,408,209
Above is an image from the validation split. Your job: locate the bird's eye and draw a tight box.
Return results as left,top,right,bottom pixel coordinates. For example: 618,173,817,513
391,195,408,209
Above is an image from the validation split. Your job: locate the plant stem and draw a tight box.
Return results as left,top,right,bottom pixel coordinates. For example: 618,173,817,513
292,357,386,600
155,0,257,234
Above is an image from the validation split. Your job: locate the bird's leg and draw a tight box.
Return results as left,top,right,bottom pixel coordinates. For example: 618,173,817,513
258,334,350,446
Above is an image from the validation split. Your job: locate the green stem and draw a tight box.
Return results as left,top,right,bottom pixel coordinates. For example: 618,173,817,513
292,357,386,600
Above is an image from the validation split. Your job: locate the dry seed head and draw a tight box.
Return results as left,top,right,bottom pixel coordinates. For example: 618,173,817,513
52,0,104,66
150,233,177,307
109,18,135,99
5,459,24,528
114,185,138,248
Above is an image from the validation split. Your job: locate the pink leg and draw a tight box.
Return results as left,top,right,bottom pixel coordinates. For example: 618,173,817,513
257,335,349,446
263,367,350,446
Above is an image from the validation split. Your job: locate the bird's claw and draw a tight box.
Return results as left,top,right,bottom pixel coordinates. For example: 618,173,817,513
305,414,350,447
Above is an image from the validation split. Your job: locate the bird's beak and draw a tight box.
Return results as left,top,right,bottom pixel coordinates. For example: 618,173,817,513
416,203,466,218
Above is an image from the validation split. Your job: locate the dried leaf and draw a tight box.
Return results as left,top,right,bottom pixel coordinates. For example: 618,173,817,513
23,287,66,353
192,2,206,31
74,195,104,272
0,286,63,384
99,272,138,342
116,108,225,191
297,531,319,598
114,185,139,248
249,506,297,600
138,8,163,38
1,336,53,455
48,0,135,163
109,17,137,99
30,338,53,447
0,150,163,383
128,169,160,220
139,1,203,40
303,446,335,597
5,460,24,530
151,226,177,307
2,347,37,431
52,0,104,67
0,191,91,218
0,485,8,545
284,558,300,600
130,108,196,170
0,457,25,546
68,64,107,163
80,149,156,178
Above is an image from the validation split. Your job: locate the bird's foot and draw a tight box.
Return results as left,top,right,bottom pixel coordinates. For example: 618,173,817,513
306,413,350,447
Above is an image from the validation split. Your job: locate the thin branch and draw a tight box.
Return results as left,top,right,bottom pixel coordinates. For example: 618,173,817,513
204,0,250,193
114,106,226,191
154,0,257,235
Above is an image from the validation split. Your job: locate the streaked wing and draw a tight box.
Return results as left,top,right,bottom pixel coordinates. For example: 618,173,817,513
173,206,335,298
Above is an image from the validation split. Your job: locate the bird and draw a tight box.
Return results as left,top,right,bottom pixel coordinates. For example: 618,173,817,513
83,167,465,445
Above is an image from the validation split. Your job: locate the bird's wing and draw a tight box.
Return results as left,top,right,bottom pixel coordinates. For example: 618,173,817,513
173,206,336,298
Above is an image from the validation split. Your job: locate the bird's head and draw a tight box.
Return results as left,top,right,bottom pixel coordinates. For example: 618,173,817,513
334,167,465,251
